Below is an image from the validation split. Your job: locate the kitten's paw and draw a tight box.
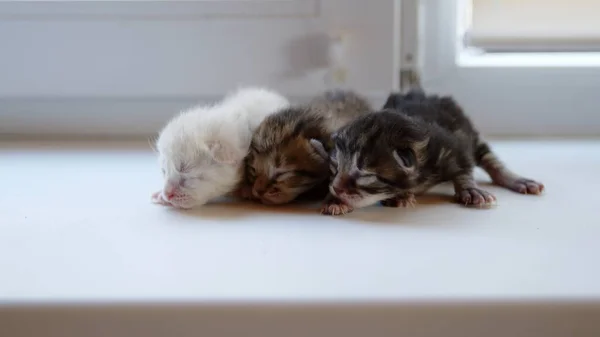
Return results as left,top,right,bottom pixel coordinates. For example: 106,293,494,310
151,191,171,206
456,188,496,208
321,203,354,216
321,199,354,216
506,178,544,195
380,194,416,208
321,193,353,215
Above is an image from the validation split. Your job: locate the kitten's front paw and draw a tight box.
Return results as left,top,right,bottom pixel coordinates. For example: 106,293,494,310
506,178,544,195
321,198,354,216
151,191,171,206
380,194,416,208
455,188,496,208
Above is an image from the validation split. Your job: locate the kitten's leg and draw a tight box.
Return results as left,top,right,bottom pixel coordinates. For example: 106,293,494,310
476,142,544,195
380,192,416,208
453,171,496,207
321,193,354,216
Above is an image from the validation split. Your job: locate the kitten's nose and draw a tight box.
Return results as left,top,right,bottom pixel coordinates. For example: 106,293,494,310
334,175,355,191
265,187,280,196
332,185,345,195
252,177,269,197
164,186,177,200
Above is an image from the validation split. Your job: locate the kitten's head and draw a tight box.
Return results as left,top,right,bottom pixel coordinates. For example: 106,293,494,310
247,108,330,205
155,110,245,209
328,110,429,208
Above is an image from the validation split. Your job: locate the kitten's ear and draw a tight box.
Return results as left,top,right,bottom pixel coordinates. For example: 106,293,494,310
207,140,242,165
309,139,328,160
393,148,416,171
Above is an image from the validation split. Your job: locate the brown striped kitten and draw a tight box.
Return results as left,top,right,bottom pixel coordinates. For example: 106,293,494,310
322,89,544,215
244,90,372,205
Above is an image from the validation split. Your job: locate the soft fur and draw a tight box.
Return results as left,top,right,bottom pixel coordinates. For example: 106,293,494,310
322,89,544,215
246,90,372,205
151,87,290,209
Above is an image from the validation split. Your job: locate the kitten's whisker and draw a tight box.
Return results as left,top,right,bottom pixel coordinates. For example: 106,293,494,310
148,136,158,153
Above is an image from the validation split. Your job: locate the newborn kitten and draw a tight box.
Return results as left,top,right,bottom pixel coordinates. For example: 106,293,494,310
151,87,289,209
245,90,372,205
322,89,545,215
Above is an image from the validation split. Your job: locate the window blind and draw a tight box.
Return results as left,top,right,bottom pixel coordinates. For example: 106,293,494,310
467,0,600,52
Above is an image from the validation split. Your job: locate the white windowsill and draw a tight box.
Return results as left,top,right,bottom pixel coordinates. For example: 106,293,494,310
458,49,600,68
1,139,599,335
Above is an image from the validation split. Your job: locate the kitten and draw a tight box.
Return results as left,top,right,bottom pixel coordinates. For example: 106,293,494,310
322,89,544,215
151,87,290,209
245,90,372,205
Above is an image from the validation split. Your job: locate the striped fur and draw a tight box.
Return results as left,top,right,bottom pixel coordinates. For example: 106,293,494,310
322,90,544,215
245,90,372,205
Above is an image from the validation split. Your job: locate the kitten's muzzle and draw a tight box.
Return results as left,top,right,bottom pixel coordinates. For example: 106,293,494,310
332,185,350,195
331,175,358,196
252,177,276,198
162,183,190,205
253,186,284,204
163,185,180,201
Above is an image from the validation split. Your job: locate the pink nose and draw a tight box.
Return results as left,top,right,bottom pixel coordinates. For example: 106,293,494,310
164,186,178,200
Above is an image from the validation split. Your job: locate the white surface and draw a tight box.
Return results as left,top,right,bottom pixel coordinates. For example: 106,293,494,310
417,0,600,136
0,139,598,303
1,139,599,336
0,0,401,136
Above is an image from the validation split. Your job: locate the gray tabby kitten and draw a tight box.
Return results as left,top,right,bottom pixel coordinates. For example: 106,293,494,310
244,90,372,205
322,89,544,215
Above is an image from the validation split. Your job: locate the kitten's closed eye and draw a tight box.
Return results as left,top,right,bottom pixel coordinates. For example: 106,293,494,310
181,175,204,187
356,174,378,185
393,148,415,168
247,165,256,178
275,170,318,182
275,171,295,181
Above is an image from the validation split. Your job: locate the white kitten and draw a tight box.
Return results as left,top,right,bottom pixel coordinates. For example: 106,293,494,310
151,87,290,209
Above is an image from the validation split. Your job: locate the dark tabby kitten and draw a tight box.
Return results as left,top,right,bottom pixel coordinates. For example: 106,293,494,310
321,89,544,215
244,90,372,205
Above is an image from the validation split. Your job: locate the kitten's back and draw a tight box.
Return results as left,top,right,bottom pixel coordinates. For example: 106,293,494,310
309,89,373,131
221,87,290,131
383,91,477,136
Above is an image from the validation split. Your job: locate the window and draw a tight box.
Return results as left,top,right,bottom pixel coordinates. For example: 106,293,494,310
466,0,600,52
413,0,600,136
2,0,599,137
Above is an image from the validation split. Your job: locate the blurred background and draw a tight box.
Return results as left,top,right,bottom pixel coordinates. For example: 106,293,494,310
1,0,598,139
2,3,599,336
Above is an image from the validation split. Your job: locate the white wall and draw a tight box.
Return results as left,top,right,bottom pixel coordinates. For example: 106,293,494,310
0,0,400,136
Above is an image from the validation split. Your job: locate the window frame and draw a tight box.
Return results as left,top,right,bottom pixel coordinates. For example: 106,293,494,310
414,0,600,137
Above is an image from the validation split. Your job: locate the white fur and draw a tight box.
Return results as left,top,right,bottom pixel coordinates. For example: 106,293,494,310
153,87,290,208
